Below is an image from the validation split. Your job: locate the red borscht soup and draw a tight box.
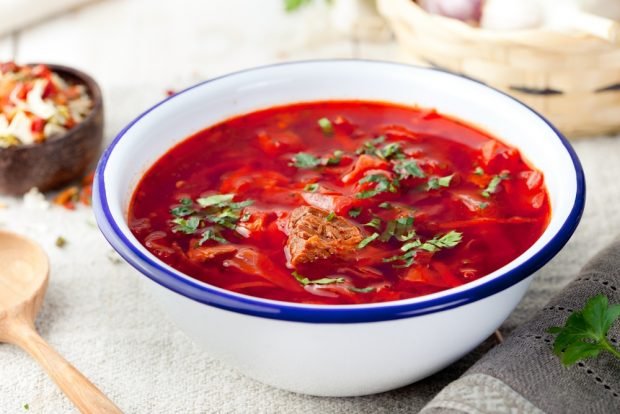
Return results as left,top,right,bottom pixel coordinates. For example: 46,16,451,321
129,101,550,305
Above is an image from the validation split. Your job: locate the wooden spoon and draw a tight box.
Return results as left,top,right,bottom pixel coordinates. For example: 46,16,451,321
0,231,122,413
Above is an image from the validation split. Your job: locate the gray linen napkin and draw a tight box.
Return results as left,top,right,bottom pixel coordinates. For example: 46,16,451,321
420,238,620,414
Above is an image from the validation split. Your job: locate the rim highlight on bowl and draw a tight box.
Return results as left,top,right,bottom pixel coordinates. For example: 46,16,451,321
93,60,585,324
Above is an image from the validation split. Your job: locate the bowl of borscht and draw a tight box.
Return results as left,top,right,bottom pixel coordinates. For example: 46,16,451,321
93,60,585,397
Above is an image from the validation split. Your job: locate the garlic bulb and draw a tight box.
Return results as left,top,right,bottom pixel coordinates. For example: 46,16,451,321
420,0,483,23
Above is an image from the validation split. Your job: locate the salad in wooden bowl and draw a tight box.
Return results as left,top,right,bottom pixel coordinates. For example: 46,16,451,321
0,62,103,195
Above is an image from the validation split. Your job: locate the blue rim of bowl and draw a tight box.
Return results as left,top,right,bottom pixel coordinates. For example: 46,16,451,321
93,59,586,324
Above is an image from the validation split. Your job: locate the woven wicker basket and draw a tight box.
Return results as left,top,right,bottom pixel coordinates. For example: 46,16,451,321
377,0,620,138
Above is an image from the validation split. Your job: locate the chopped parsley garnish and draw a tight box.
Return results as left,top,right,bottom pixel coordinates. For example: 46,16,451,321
197,193,235,207
364,216,382,229
170,194,253,242
426,174,454,191
291,152,321,169
384,230,462,268
380,216,416,242
172,216,201,234
378,202,392,209
325,211,336,222
198,228,228,245
292,151,343,169
357,232,379,249
356,174,399,199
55,236,67,248
348,207,362,218
376,142,404,160
482,172,509,198
348,286,376,293
393,159,425,180
548,294,620,366
474,166,484,175
356,136,405,161
170,197,194,217
356,136,386,155
413,230,462,252
324,150,344,166
293,271,344,286
317,117,334,136
383,249,418,268
304,183,320,192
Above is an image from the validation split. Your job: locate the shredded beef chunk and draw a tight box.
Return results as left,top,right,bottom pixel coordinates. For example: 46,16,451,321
286,206,363,267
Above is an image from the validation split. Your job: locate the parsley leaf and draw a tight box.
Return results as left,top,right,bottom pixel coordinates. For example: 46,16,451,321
325,211,336,222
198,227,228,245
170,197,194,217
348,286,376,293
417,230,462,252
348,207,362,218
324,150,344,166
356,136,386,155
172,216,200,234
376,142,404,160
482,172,509,198
355,136,405,161
383,230,462,268
197,193,235,207
378,202,392,209
304,183,320,192
474,166,484,176
364,216,382,229
317,117,334,136
293,271,344,286
548,294,620,366
291,152,321,169
380,216,415,242
393,159,425,180
426,174,454,191
383,249,418,268
356,174,399,199
357,232,379,249
171,194,253,240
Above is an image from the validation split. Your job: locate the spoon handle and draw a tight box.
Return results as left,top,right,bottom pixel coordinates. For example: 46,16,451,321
8,319,122,414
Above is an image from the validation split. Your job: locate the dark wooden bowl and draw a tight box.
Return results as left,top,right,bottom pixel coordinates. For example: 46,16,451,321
0,64,104,195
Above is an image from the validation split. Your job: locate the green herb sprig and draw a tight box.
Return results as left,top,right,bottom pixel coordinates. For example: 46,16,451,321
169,194,253,244
427,174,454,191
356,174,399,199
293,271,344,286
482,172,509,198
548,294,620,366
291,150,344,169
394,159,425,180
318,117,334,136
384,230,462,268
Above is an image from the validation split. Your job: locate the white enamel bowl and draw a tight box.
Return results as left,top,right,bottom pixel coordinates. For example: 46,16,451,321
93,60,585,397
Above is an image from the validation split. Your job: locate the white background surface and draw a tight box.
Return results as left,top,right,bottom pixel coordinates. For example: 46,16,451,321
0,0,619,412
